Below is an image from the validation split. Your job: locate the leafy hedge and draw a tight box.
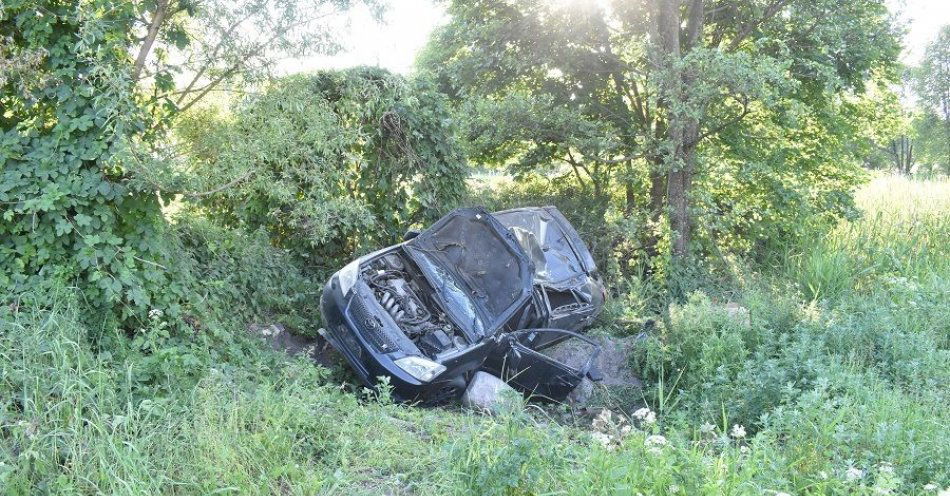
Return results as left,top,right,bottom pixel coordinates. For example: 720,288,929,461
177,67,468,272
1,1,185,324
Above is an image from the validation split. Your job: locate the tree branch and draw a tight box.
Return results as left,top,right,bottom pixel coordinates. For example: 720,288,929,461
725,0,790,51
174,8,260,106
184,170,255,199
564,152,589,188
684,0,705,50
687,96,750,147
132,0,170,81
174,14,328,114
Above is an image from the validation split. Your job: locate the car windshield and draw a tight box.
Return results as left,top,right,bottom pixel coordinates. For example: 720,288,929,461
493,209,584,286
410,248,486,339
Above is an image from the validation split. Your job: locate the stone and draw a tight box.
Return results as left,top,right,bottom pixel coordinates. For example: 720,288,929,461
723,302,751,327
567,377,595,405
461,371,520,414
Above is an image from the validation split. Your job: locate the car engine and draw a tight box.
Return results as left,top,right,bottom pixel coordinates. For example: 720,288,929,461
363,253,467,358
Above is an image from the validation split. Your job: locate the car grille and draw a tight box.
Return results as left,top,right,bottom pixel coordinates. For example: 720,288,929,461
348,297,398,353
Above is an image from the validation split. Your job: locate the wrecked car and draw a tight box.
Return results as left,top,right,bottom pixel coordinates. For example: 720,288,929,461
319,206,605,404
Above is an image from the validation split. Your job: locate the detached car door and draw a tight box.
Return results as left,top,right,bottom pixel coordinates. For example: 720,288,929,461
481,328,600,401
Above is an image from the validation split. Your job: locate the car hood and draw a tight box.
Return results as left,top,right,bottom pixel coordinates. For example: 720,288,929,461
405,207,533,339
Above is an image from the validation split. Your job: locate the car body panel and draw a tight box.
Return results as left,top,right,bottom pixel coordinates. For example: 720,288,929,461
319,206,605,404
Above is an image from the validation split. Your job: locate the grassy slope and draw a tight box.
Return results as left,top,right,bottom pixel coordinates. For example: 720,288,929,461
1,176,947,495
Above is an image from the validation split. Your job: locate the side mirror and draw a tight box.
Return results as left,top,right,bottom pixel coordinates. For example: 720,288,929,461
403,229,421,241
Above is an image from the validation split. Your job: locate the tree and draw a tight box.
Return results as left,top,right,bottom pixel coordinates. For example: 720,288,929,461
420,0,900,267
0,0,369,324
130,0,377,119
913,25,950,172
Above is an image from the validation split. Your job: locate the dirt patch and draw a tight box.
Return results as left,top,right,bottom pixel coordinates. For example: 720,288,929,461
247,324,341,369
544,334,643,388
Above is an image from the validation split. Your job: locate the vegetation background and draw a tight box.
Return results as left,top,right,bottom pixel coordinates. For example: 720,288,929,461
1,0,948,494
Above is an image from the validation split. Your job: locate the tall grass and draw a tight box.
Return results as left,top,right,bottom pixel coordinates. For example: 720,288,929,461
2,175,948,494
795,175,950,300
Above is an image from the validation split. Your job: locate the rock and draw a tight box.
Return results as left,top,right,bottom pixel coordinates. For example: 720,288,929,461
461,371,520,415
723,302,751,327
567,377,595,405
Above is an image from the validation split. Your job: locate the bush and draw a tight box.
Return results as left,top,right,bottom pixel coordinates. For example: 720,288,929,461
177,67,469,272
171,216,320,332
1,1,184,325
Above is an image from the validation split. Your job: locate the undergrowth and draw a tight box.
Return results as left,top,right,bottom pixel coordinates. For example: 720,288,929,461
1,175,948,494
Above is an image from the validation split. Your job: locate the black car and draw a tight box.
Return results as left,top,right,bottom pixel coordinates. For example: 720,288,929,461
319,206,606,404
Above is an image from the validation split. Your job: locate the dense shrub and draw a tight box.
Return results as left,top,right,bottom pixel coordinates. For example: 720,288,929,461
170,216,321,332
177,67,468,272
1,1,183,324
625,177,950,488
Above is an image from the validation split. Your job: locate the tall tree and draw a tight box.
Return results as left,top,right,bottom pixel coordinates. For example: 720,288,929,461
913,25,950,171
420,0,900,265
128,0,376,134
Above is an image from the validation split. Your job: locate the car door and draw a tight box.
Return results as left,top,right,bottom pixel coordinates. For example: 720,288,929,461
481,328,600,401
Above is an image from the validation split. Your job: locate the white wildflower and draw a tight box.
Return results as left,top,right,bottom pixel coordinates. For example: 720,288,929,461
668,484,680,493
700,422,716,434
921,483,937,491
633,407,652,420
620,425,632,436
730,424,746,439
645,434,667,446
845,467,865,482
148,308,163,320
740,445,750,454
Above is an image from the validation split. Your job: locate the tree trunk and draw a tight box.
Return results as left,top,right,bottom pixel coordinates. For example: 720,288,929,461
643,167,666,263
655,0,703,259
668,134,697,257
890,135,915,175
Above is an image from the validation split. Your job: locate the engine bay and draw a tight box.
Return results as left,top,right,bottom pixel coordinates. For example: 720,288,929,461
361,252,469,359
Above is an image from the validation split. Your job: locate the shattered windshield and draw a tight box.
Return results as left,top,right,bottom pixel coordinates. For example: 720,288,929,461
493,209,584,286
410,248,486,339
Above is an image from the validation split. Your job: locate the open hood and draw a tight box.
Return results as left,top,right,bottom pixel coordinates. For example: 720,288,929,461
406,207,533,338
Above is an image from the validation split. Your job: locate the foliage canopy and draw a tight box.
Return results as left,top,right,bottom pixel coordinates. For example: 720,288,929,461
420,0,901,267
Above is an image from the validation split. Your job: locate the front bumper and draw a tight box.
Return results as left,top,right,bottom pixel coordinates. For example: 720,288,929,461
320,276,483,404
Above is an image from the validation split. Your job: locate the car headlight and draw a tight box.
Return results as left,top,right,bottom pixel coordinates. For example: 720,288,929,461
393,356,446,382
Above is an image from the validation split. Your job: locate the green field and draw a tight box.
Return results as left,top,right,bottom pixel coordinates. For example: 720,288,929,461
2,175,947,495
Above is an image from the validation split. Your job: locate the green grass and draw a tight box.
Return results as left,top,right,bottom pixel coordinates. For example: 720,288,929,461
2,175,948,494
